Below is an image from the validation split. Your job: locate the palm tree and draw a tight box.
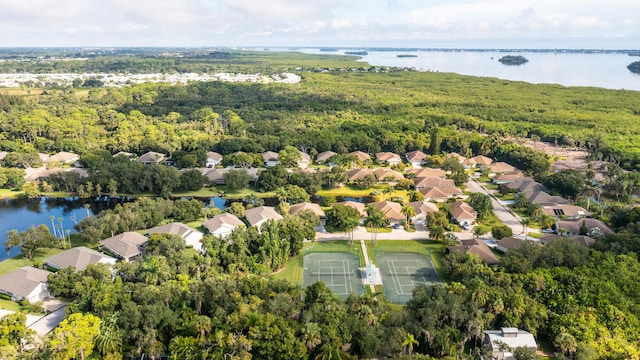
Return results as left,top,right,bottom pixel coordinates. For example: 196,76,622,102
49,215,58,238
65,229,71,249
429,226,445,242
514,192,529,209
301,322,322,350
473,226,487,240
402,333,419,355
314,340,353,360
139,256,171,285
554,332,577,358
365,206,387,246
537,214,555,230
521,217,531,236
401,205,416,230
57,217,65,242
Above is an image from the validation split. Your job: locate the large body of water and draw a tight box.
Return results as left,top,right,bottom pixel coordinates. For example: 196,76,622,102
285,48,640,91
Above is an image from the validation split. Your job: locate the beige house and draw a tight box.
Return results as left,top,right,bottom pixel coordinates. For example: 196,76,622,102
368,201,405,225
419,187,463,202
347,168,375,183
463,155,493,169
138,151,167,165
206,151,223,168
347,151,371,163
406,167,447,178
414,176,455,189
373,168,405,183
408,200,439,225
0,267,52,304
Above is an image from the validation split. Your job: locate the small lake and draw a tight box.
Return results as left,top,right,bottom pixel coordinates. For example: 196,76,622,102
0,197,100,261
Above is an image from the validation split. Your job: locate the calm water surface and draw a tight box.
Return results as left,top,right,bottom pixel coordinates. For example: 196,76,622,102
287,48,640,91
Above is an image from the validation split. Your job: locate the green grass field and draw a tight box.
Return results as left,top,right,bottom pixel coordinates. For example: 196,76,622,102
0,299,21,312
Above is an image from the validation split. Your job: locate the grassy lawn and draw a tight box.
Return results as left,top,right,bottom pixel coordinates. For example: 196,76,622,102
0,188,23,199
365,240,449,282
214,186,276,200
173,187,222,197
365,227,392,233
0,234,97,276
476,212,502,234
0,299,21,311
316,186,375,198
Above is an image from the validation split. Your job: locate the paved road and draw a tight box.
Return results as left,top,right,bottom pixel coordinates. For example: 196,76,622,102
465,180,525,235
28,305,67,337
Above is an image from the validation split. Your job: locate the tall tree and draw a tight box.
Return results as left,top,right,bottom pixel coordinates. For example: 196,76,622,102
48,313,101,360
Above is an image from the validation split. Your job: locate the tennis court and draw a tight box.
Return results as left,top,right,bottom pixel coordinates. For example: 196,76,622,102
377,252,441,304
303,252,364,299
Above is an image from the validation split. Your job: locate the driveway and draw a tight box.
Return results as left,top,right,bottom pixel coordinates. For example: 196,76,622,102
465,180,524,235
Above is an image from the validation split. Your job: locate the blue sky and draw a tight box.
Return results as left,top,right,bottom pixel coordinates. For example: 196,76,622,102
0,0,638,48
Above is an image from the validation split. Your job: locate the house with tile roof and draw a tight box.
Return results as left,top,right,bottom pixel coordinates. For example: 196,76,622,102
138,151,167,165
408,200,439,224
373,168,405,183
447,238,499,265
347,151,371,163
262,151,279,167
375,152,402,166
368,201,405,224
414,176,455,189
204,213,245,238
45,246,116,271
404,150,428,168
450,201,477,226
407,167,447,178
347,168,375,183
316,151,338,164
206,151,223,168
556,218,613,237
419,187,463,202
0,267,52,303
463,155,493,169
100,232,148,262
147,222,204,252
244,206,283,228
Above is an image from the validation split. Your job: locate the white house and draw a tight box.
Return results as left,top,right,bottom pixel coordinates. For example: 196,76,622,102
206,151,223,168
244,206,284,229
204,213,245,238
404,150,427,168
147,222,204,253
483,328,537,360
262,151,280,167
0,267,52,304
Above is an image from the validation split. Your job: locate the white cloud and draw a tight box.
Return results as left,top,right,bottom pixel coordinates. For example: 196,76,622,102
0,0,638,46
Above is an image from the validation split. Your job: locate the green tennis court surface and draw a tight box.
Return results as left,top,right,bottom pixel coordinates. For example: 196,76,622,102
377,252,441,304
303,252,364,299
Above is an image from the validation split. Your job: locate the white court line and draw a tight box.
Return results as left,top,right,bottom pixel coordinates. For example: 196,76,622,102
388,260,403,296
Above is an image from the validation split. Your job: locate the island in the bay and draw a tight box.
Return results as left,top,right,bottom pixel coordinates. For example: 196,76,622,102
498,55,529,65
397,54,418,58
628,61,640,74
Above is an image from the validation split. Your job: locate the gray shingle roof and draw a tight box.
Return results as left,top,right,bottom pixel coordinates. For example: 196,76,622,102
45,246,115,271
100,232,148,260
0,266,51,299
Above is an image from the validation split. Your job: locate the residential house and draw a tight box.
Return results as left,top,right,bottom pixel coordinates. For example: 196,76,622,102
38,153,50,162
204,168,260,185
463,154,493,169
483,328,537,360
147,222,204,252
369,201,405,225
25,167,89,181
419,187,463,202
333,201,367,224
506,180,548,194
206,151,223,168
414,176,455,190
495,237,540,253
262,151,279,167
408,200,439,225
493,172,531,185
407,168,447,178
244,206,284,228
43,151,80,167
347,168,375,183
449,201,477,227
0,266,52,304
204,213,245,238
447,238,499,265
375,152,402,166
373,168,405,184
556,218,613,237
45,246,116,271
100,232,148,262
298,152,311,169
289,202,326,226
446,152,466,163
113,151,134,158
316,151,337,164
524,191,570,206
487,161,516,174
138,151,167,165
539,233,564,245
541,204,590,220
569,235,597,248
404,150,427,168
347,151,371,163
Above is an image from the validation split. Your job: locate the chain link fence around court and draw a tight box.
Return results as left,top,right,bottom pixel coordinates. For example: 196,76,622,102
302,251,365,299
